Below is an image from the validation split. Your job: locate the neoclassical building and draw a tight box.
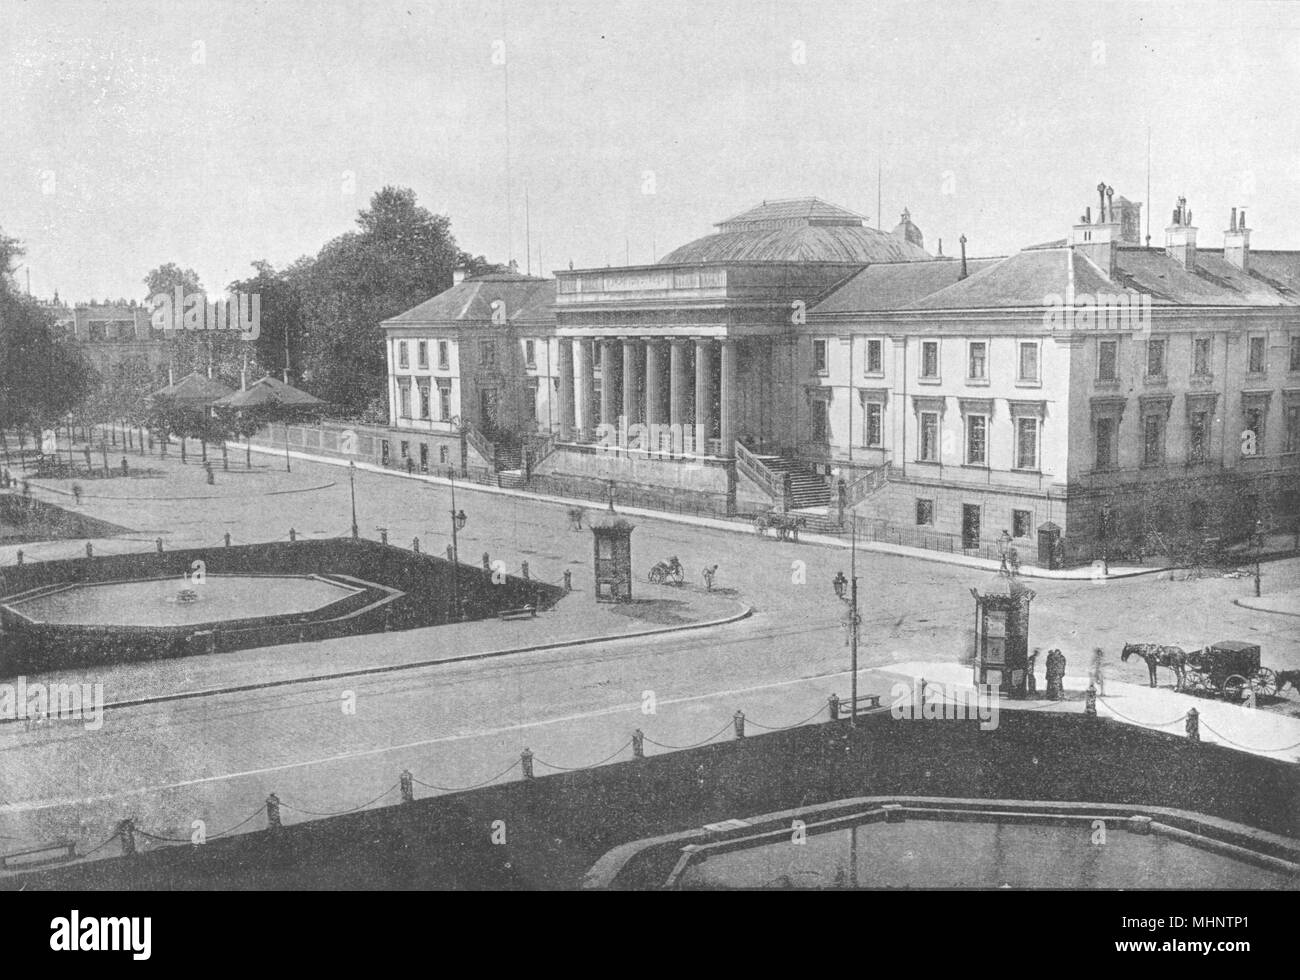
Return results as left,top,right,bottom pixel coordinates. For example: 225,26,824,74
381,191,1300,560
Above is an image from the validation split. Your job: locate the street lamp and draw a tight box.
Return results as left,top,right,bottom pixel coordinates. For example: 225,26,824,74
832,529,862,727
348,461,359,539
1254,518,1264,598
448,468,469,620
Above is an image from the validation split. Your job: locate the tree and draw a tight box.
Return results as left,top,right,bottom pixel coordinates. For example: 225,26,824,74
295,187,463,415
227,260,308,384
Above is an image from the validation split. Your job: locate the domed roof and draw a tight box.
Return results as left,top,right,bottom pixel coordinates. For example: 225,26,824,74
659,197,933,264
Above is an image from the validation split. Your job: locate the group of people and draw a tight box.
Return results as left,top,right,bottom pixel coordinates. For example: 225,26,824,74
1026,646,1108,699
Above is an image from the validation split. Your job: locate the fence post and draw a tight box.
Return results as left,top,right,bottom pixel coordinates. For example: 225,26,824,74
632,729,644,759
521,560,529,580
520,748,535,780
412,537,420,554
266,793,282,831
1185,707,1200,742
828,693,840,721
288,527,296,542
155,537,163,554
1085,684,1097,718
733,710,746,739
15,549,22,567
482,552,491,571
224,532,231,547
399,770,414,803
446,544,454,561
84,542,93,559
379,528,388,545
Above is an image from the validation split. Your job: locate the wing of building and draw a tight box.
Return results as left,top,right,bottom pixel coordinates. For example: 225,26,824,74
380,191,1300,562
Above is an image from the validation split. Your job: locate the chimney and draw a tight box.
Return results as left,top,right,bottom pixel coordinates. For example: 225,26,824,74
1165,196,1197,271
452,265,467,285
1071,182,1120,277
1224,207,1251,272
958,235,968,280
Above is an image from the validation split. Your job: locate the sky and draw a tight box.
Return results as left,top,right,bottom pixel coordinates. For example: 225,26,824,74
2,0,1299,301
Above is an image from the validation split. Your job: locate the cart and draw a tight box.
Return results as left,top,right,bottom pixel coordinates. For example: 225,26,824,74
1185,640,1276,700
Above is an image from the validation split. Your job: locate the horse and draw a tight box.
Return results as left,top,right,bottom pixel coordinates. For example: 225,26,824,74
1275,670,1300,697
1120,642,1189,690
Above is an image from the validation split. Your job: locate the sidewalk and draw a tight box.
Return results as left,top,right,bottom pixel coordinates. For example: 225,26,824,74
1235,588,1300,618
234,441,1165,581
873,660,1300,762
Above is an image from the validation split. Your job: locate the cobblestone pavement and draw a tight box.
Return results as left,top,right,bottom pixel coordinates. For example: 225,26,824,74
1,442,1297,868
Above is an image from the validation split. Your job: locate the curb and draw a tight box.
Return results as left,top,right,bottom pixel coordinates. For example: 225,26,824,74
232,442,1168,582
1232,598,1300,618
13,599,755,719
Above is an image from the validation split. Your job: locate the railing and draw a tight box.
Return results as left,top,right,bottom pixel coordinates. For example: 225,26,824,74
843,462,891,509
461,423,494,467
524,430,559,470
735,442,789,509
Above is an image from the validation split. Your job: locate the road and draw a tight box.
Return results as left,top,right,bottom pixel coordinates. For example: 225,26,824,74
2,444,1298,863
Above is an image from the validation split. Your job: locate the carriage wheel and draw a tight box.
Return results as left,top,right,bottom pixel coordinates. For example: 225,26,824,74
648,567,664,585
1222,674,1250,703
1252,668,1277,698
669,567,684,585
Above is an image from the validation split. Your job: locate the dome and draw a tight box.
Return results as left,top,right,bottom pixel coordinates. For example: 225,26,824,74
658,197,932,265
892,208,924,250
659,222,933,264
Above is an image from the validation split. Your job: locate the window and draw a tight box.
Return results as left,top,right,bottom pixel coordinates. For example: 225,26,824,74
398,383,411,418
479,341,496,367
1015,417,1038,470
439,445,448,465
418,382,431,420
863,402,883,448
1017,342,1039,383
524,381,538,422
524,340,536,369
1188,411,1209,463
397,341,409,369
1012,509,1032,539
1248,336,1266,374
812,339,828,375
811,400,829,442
1291,336,1300,372
438,341,450,370
1192,338,1211,377
1243,407,1265,456
417,341,428,369
1142,414,1165,466
865,339,883,374
1146,339,1165,378
1097,340,1117,382
919,412,939,461
915,499,934,526
437,382,452,421
968,342,987,381
965,414,987,465
920,341,939,379
1287,405,1300,453
400,440,410,459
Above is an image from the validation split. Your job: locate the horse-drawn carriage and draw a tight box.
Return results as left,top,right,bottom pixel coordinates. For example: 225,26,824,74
753,511,805,542
1184,641,1276,700
647,556,684,585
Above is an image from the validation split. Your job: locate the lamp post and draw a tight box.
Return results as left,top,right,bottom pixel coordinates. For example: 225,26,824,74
448,468,469,620
1100,502,1111,578
1254,518,1264,598
832,528,862,727
348,460,359,539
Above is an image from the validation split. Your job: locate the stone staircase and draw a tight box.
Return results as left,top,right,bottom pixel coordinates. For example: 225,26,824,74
754,455,831,509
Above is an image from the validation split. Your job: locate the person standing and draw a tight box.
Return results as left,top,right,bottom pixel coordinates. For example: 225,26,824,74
1046,648,1067,701
1089,647,1107,697
702,564,719,591
1027,648,1041,695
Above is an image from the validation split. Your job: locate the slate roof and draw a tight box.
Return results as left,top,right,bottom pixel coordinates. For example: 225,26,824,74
383,275,554,326
811,258,1002,313
716,197,867,228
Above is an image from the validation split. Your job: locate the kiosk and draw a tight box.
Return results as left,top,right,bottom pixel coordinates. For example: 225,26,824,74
591,518,635,603
970,577,1035,698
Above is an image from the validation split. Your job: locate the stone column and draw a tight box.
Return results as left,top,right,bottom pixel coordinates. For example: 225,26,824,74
622,339,641,430
575,338,595,440
719,338,737,458
645,341,665,452
600,339,619,432
669,339,690,436
557,339,575,440
695,338,714,455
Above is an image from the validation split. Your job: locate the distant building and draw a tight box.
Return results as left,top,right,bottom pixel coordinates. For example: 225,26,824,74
58,302,170,387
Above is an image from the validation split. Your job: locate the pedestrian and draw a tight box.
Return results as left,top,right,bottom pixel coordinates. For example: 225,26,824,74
568,506,586,531
702,564,718,591
71,482,83,506
1045,648,1067,701
1027,648,1041,695
1089,647,1107,697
